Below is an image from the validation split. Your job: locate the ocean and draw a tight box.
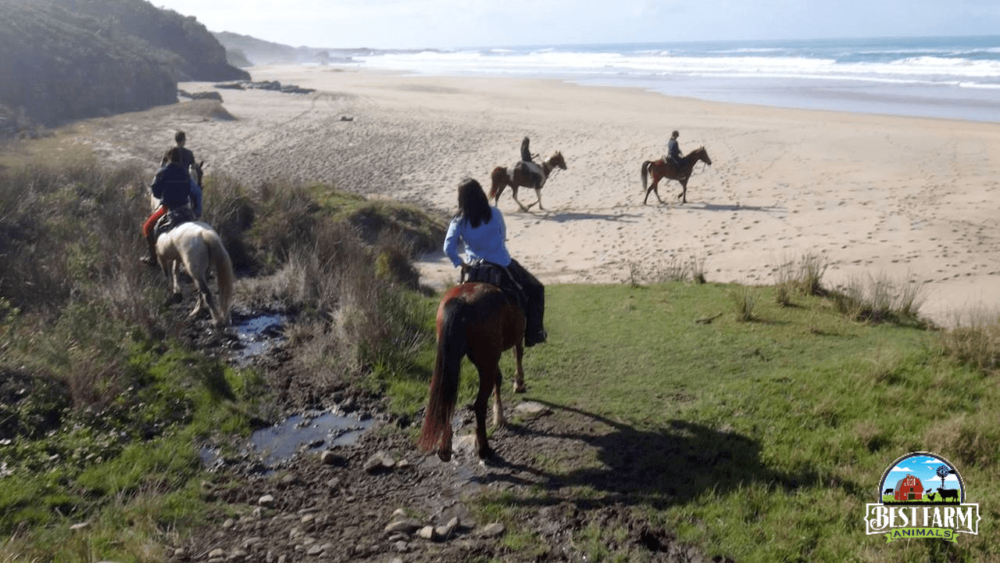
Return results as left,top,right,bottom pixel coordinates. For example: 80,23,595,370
352,36,1000,123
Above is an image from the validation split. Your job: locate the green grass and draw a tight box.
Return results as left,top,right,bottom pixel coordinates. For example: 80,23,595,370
439,282,1000,562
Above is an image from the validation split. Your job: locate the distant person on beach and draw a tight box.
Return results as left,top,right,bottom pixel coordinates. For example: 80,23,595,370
141,147,202,265
520,136,534,163
444,178,547,347
173,130,196,169
665,130,682,170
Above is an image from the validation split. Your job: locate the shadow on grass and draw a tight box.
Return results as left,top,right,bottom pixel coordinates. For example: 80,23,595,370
482,400,860,510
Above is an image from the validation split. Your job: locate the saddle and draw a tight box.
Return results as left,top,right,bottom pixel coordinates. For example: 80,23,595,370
461,260,528,315
153,206,195,239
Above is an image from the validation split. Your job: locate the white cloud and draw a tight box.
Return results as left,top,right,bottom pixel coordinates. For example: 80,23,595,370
890,466,914,472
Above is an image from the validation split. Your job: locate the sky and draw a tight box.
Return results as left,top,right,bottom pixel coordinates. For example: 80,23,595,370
151,0,1000,50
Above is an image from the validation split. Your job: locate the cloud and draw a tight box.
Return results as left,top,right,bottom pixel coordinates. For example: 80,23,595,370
890,466,914,472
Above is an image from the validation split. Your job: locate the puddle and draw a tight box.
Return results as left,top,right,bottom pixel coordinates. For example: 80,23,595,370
249,411,375,468
231,313,287,367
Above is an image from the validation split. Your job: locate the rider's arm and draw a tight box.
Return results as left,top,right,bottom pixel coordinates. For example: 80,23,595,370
443,218,464,267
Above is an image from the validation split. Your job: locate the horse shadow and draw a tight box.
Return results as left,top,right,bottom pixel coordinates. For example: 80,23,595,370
681,202,786,214
480,400,859,510
539,211,642,224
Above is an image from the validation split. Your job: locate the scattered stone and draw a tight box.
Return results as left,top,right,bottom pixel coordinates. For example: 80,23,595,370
417,526,435,540
69,522,89,531
481,522,505,537
340,116,354,122
325,477,341,489
258,494,276,507
172,547,187,559
384,518,421,534
208,548,225,559
222,518,235,529
391,508,407,519
320,450,343,465
364,451,395,473
435,517,460,541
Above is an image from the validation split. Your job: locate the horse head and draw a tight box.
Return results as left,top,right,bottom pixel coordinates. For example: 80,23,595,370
549,151,567,171
694,146,712,166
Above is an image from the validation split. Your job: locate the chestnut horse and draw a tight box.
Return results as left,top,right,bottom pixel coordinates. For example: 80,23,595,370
489,151,567,211
640,146,712,204
419,282,527,461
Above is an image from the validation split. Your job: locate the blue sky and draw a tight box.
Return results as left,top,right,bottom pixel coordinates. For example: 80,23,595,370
887,455,960,492
151,0,999,49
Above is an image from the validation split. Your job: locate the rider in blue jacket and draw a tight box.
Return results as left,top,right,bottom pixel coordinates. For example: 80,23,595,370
444,178,547,346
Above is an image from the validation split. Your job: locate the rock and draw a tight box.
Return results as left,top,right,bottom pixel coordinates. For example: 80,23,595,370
258,494,275,507
172,547,187,559
188,91,223,102
417,526,435,540
320,450,343,465
384,518,421,534
435,517,460,540
69,522,89,531
222,518,235,529
208,548,225,559
364,451,395,473
481,522,505,537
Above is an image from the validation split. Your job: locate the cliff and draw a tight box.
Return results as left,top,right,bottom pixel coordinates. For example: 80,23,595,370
0,0,250,135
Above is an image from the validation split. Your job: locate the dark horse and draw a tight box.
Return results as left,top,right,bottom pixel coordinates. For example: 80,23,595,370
489,151,567,211
640,146,712,204
418,282,527,461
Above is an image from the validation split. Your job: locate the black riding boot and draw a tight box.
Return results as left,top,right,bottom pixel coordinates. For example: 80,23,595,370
524,293,547,347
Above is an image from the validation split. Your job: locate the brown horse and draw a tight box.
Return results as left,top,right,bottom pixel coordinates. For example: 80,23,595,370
418,282,527,461
640,146,712,204
489,151,567,211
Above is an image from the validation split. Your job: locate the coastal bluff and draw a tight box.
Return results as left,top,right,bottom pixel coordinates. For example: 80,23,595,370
0,0,249,137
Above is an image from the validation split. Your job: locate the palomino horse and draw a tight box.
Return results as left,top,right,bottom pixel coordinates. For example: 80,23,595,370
418,282,527,461
489,151,567,211
640,146,712,204
155,221,234,327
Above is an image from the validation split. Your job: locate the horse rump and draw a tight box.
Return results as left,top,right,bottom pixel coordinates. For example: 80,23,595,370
488,166,508,202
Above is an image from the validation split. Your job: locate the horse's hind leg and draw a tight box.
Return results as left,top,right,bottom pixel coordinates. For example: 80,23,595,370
492,369,506,428
512,341,526,393
677,179,688,203
511,187,530,212
644,175,665,205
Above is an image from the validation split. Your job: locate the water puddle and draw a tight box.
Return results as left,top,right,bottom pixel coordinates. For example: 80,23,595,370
249,410,375,468
230,312,287,367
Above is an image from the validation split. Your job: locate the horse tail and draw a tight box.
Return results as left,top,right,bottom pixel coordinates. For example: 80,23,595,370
205,230,235,325
418,298,466,452
488,167,505,202
641,161,651,192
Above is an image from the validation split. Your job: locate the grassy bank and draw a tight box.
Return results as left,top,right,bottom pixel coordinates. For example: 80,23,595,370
458,282,1000,562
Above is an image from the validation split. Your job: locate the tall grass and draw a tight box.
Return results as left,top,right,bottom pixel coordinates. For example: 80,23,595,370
830,272,927,325
0,160,440,558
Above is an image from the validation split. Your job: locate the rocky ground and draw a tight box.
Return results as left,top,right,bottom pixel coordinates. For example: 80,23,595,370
162,299,724,563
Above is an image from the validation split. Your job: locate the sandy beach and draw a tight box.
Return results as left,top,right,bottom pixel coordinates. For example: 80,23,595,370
80,65,1000,327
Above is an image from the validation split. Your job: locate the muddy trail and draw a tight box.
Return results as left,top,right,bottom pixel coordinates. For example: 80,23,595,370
161,293,725,563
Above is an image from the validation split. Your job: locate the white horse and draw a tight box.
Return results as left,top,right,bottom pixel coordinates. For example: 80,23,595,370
155,221,234,327
148,159,231,326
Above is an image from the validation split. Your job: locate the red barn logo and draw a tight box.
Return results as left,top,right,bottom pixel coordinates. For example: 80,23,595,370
894,474,924,502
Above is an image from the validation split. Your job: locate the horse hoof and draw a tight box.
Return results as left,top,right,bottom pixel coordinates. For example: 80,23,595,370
513,383,527,394
437,450,452,462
